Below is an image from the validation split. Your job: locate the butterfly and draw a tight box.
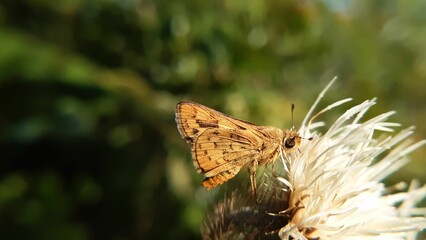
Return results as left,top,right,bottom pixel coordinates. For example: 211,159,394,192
175,101,302,197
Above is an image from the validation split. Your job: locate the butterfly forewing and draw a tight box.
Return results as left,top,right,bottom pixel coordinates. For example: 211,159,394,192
176,101,258,144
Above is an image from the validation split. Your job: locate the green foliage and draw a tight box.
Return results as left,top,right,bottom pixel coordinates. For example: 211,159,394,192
0,0,425,239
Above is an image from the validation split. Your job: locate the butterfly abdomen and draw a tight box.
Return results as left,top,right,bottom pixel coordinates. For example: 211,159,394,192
202,167,241,189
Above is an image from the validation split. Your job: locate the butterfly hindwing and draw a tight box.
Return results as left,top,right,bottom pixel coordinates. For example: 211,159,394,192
193,128,261,176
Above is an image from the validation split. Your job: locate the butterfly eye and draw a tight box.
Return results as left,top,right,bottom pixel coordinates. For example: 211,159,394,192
284,138,296,149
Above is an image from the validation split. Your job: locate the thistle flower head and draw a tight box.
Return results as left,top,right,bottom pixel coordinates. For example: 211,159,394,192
202,79,426,240
279,96,426,240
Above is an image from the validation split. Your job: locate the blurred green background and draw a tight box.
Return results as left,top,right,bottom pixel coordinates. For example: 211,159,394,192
0,0,425,239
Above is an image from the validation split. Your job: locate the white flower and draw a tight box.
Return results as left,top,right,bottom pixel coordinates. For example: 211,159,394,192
201,78,426,240
278,79,426,240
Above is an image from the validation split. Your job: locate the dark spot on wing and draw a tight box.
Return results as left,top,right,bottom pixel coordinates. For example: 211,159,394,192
230,133,240,140
185,137,193,144
237,125,247,130
192,128,199,135
196,119,219,128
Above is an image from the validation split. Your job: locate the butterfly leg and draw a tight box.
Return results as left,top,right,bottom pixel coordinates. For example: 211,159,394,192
271,161,278,178
249,160,259,203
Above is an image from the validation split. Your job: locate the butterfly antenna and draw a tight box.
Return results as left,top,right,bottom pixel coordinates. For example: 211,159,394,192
291,103,295,131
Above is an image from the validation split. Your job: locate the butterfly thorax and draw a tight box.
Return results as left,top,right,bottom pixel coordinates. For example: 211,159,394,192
254,126,285,165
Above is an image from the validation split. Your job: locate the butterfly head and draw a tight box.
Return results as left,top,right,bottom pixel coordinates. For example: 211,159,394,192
282,130,302,152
